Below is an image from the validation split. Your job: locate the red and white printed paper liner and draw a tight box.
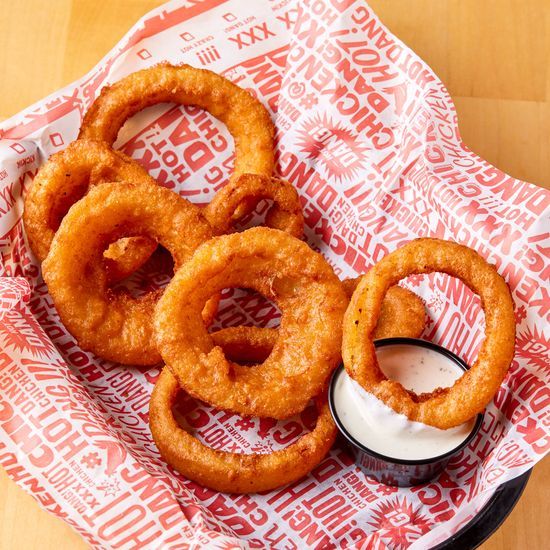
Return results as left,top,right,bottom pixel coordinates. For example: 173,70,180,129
0,1,548,548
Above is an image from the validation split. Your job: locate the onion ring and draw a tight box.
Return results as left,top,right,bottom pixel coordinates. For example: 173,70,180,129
23,139,157,281
342,278,425,339
207,278,424,368
208,278,424,367
211,326,277,364
154,227,347,419
342,238,515,429
150,367,336,493
79,63,275,183
204,174,304,237
102,236,158,284
42,181,213,366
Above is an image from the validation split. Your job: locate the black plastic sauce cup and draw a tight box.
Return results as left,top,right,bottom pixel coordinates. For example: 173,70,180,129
328,337,483,487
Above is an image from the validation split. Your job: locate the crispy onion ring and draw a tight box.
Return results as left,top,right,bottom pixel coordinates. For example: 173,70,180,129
42,181,213,366
204,174,304,237
150,367,336,493
23,139,157,281
342,238,515,429
79,63,275,183
342,278,425,339
154,227,347,419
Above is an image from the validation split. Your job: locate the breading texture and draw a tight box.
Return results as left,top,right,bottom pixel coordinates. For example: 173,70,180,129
23,139,157,280
342,278,426,340
154,227,347,419
205,174,304,237
342,238,515,429
42,181,213,365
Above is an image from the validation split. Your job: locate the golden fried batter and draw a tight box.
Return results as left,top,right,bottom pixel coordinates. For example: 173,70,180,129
343,238,515,429
154,227,347,419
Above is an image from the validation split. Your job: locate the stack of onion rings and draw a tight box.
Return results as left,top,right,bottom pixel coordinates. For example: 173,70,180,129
151,324,336,493
150,226,428,492
342,238,515,429
23,139,158,281
154,227,347,419
42,181,213,365
78,63,278,231
23,63,516,495
26,63,279,286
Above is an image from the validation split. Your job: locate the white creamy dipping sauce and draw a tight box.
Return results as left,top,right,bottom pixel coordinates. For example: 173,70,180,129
333,344,476,460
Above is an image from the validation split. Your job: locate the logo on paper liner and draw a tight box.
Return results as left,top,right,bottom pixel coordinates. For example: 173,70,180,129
297,114,369,182
368,496,432,549
515,326,549,372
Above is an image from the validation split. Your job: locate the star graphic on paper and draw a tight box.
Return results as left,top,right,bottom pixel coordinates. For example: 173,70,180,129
427,294,443,311
235,418,255,431
299,93,318,109
97,478,121,497
250,441,273,453
514,305,527,324
81,452,101,469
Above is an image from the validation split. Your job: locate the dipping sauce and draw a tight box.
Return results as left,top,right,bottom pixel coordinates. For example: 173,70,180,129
332,343,476,460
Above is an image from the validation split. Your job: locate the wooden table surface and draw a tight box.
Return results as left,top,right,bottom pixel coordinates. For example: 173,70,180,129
0,1,548,548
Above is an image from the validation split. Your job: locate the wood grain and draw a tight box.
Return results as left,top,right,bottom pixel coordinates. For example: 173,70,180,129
369,0,550,187
0,1,548,548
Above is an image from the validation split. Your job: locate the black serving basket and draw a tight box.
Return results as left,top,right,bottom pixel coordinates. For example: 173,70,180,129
434,469,531,549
